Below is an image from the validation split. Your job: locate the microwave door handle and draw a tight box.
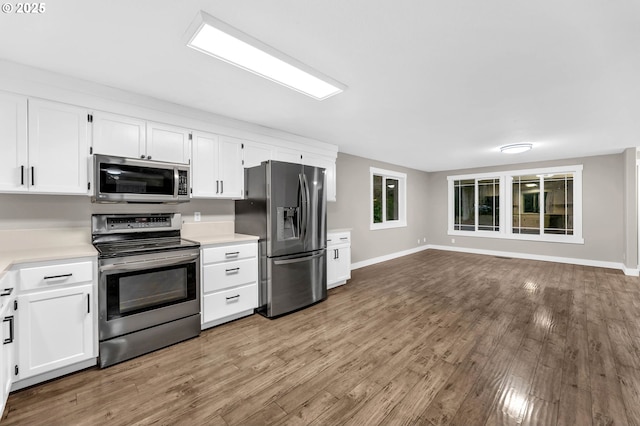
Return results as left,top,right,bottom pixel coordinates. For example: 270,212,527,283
174,168,179,198
99,253,199,272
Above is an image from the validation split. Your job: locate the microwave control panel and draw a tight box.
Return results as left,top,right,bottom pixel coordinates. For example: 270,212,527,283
178,170,189,196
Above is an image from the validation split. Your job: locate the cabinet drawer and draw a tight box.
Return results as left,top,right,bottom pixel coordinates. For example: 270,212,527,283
327,232,350,247
203,258,257,293
19,261,93,291
202,243,257,264
202,284,258,323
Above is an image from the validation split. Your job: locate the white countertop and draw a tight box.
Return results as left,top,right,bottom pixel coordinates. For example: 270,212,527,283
181,221,259,246
0,227,97,278
328,228,352,234
0,222,260,278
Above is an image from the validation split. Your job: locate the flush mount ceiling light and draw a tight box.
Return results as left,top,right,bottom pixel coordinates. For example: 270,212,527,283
500,143,533,154
184,11,346,100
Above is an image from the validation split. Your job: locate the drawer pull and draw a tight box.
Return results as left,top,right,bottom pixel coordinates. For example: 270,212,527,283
225,268,240,274
0,288,13,297
3,316,14,345
225,252,240,257
43,273,73,280
340,237,349,240
226,295,240,301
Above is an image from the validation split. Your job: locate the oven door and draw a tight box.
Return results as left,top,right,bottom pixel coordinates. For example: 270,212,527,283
98,249,200,340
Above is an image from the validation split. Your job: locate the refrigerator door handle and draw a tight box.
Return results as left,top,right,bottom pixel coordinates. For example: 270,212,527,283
302,173,310,239
273,251,324,265
298,173,308,241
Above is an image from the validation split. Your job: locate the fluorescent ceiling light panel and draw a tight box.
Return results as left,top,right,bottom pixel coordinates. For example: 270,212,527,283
500,143,532,154
185,11,346,100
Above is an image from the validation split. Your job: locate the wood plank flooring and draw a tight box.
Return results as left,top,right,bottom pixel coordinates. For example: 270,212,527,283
3,249,640,425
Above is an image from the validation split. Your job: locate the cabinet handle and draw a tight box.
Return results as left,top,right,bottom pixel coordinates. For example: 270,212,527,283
31,166,34,186
226,295,240,301
216,180,219,194
225,267,240,274
141,155,146,159
0,288,13,297
340,237,349,240
147,156,152,160
43,273,73,280
225,252,240,257
221,180,224,194
20,165,24,185
87,294,90,314
3,316,14,345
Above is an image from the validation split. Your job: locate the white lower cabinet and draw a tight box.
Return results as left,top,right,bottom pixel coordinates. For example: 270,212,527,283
0,272,16,417
327,231,351,289
201,241,258,329
13,258,97,387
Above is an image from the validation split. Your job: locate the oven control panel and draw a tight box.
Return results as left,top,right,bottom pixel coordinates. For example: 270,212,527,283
107,216,171,230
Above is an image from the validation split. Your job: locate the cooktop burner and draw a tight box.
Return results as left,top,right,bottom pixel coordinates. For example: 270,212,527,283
91,213,199,258
94,237,199,258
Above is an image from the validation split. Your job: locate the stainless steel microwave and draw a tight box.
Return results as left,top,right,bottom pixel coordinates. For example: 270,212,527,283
92,155,190,203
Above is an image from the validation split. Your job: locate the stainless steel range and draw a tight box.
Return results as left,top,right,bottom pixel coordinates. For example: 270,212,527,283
92,213,201,368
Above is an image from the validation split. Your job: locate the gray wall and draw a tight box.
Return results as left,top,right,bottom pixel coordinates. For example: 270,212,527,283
427,153,625,264
0,194,234,230
327,153,430,264
623,148,638,268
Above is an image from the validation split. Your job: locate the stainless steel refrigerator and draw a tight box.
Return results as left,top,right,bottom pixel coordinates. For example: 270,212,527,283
235,160,327,317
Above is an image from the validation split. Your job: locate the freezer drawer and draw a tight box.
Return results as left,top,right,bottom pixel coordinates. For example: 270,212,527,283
263,249,326,317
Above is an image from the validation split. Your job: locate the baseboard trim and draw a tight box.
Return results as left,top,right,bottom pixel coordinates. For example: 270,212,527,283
428,244,637,276
350,244,638,276
350,245,429,270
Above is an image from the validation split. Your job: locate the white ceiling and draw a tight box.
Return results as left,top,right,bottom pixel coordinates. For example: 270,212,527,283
0,1,638,171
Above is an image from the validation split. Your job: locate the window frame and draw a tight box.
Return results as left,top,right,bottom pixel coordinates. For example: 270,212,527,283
370,167,407,230
447,165,583,244
452,176,503,234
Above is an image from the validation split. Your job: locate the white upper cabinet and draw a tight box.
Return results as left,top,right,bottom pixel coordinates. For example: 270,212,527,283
243,140,274,169
92,111,145,159
217,135,244,198
275,147,303,164
191,131,243,199
0,92,28,192
146,121,191,164
92,113,190,164
27,99,89,195
304,154,337,202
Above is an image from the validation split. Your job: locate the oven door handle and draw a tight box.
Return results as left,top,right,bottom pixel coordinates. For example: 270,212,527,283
99,253,199,272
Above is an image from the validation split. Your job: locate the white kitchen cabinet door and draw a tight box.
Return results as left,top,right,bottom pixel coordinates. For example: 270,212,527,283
304,154,337,202
329,246,351,286
146,121,191,164
28,99,89,194
243,141,273,168
17,284,94,380
217,135,244,198
275,147,302,164
92,111,146,159
191,132,219,198
0,92,28,193
0,295,15,416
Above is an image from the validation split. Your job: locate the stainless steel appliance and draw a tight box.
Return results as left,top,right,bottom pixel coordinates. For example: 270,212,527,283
92,213,200,367
235,160,327,318
93,154,190,204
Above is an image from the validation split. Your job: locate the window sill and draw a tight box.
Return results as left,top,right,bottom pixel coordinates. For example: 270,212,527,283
371,221,407,231
448,230,584,245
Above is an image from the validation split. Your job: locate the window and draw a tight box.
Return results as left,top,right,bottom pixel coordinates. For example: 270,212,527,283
448,165,582,243
453,177,500,232
371,167,407,230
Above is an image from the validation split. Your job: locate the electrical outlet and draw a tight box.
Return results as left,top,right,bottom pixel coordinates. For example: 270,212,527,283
451,238,455,244
417,239,421,245
423,237,426,243
194,212,201,222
